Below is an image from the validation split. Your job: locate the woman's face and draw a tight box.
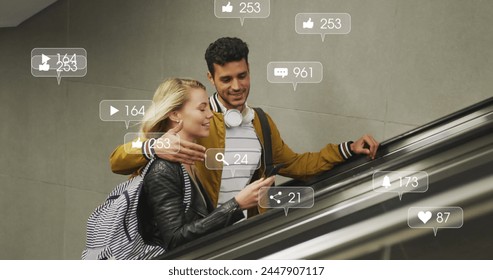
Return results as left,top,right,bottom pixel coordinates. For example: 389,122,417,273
175,88,213,141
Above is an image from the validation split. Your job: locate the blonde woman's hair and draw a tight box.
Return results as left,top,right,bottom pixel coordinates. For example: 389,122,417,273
140,78,206,138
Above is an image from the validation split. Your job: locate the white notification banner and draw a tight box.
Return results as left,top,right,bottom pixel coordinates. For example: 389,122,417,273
408,206,464,236
267,61,323,91
295,13,351,42
31,48,87,85
214,0,270,26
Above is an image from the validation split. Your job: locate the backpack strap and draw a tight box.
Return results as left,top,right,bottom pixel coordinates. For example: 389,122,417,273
253,107,274,175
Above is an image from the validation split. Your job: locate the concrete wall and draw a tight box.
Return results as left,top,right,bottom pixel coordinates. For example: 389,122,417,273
0,0,491,259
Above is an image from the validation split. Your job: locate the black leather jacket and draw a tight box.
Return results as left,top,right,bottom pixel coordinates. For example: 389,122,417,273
138,159,245,251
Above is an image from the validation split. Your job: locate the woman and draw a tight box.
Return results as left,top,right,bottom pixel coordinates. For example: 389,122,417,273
137,78,275,253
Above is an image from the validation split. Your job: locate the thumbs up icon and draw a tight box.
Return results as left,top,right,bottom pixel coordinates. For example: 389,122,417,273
132,137,143,149
303,18,314,29
222,2,233,13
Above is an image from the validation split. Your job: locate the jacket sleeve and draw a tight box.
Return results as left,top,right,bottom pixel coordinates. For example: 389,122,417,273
109,138,151,175
143,160,244,251
266,113,351,181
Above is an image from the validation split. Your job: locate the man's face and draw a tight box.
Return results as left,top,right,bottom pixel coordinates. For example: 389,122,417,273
207,58,250,112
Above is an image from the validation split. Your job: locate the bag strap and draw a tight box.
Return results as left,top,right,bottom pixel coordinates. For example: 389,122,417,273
253,107,274,174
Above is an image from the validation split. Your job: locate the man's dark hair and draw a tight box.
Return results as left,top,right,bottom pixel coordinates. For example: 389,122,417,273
205,37,249,77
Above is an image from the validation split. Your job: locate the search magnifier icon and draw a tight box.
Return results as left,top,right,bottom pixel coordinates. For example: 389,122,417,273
215,152,229,166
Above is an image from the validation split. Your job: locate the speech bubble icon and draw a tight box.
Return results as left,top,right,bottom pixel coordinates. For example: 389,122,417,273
295,13,351,42
123,132,180,155
408,207,464,236
259,187,315,216
31,48,87,85
99,100,153,129
372,171,429,200
267,61,323,91
214,0,270,26
273,68,289,78
205,148,261,177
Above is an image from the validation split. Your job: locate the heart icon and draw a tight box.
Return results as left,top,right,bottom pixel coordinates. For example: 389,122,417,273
418,211,432,224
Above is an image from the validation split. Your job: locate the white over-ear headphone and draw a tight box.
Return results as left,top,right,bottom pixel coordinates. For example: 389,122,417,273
224,109,243,128
224,106,254,128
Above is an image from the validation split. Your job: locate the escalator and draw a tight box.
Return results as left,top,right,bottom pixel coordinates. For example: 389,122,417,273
157,97,493,260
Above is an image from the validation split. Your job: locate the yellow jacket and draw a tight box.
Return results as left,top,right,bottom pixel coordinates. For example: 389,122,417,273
110,110,349,208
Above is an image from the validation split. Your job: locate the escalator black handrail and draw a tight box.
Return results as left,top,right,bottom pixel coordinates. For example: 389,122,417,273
380,96,493,146
311,107,493,196
287,96,493,188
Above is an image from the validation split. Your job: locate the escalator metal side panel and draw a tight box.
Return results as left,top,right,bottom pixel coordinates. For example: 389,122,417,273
263,174,493,260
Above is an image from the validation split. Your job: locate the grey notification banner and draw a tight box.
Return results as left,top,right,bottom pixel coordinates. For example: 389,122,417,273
99,100,153,129
259,186,315,216
31,48,87,85
372,170,429,200
214,0,270,26
408,207,464,237
295,13,351,42
205,148,261,177
267,61,323,91
123,132,180,155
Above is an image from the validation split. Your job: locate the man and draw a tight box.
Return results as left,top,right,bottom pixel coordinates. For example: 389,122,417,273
110,37,379,215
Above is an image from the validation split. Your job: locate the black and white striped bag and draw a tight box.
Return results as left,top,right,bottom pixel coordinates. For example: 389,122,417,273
81,159,191,260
